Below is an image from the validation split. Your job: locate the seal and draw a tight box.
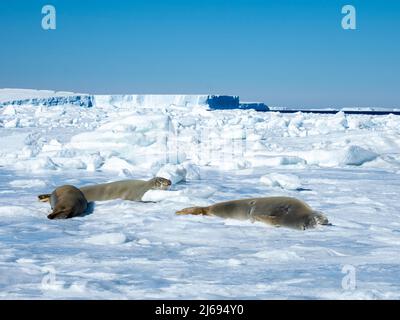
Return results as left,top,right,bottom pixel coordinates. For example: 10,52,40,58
79,177,171,202
176,196,329,230
38,185,88,220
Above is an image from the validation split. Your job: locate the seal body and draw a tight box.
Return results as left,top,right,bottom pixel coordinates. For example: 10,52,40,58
176,196,329,230
79,177,171,202
44,185,88,220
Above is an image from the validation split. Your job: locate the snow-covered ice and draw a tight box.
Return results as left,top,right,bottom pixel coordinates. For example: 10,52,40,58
0,91,400,299
260,173,302,190
0,88,80,104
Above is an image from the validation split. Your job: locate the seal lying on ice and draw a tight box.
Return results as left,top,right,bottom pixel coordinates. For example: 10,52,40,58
176,196,329,230
39,185,88,220
79,177,172,202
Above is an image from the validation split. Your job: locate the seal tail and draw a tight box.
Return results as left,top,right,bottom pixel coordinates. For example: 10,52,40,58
38,194,51,202
176,206,208,216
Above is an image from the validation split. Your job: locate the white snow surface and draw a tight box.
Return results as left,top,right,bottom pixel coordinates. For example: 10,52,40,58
1,92,400,299
260,173,303,190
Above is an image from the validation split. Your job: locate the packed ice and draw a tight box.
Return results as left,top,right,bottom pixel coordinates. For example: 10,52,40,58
0,90,399,299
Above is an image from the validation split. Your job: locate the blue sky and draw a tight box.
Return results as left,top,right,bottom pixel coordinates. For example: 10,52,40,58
0,0,399,107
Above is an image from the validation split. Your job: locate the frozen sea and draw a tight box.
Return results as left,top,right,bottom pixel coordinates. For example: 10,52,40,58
0,93,399,299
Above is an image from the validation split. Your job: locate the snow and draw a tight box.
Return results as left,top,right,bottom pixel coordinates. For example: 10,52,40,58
260,173,302,190
9,179,47,189
0,90,400,299
156,164,188,184
85,233,127,246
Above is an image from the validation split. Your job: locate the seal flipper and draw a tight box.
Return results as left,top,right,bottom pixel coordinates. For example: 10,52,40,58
47,209,72,220
38,194,51,202
253,215,281,227
176,206,208,216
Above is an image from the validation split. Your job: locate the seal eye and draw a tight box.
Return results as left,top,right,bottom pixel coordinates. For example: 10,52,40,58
159,178,171,186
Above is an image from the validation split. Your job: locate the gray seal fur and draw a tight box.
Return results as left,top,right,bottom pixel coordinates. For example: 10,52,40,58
176,196,329,230
39,185,88,220
79,177,171,202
